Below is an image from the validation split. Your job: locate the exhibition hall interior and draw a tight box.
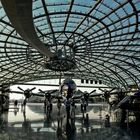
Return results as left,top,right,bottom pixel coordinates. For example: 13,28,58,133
0,0,140,140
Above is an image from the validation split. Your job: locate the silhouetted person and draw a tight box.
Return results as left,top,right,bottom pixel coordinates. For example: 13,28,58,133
81,97,87,112
44,98,47,110
84,92,89,106
14,100,18,107
46,94,53,112
23,99,26,106
22,99,27,112
22,111,31,134
104,114,110,127
84,104,87,112
71,100,76,120
64,98,71,118
57,99,62,111
44,98,52,120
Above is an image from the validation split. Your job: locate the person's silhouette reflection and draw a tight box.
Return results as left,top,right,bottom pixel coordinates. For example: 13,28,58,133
57,111,64,140
44,98,52,120
0,111,8,132
14,108,18,116
22,111,32,134
46,103,52,120
66,114,76,140
81,113,90,133
84,113,90,133
44,110,52,128
14,100,18,107
104,114,110,127
71,99,76,121
56,111,76,140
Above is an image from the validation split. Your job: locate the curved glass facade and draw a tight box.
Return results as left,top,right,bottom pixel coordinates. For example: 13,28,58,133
0,0,140,89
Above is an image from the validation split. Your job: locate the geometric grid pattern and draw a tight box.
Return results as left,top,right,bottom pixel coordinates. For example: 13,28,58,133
0,0,140,89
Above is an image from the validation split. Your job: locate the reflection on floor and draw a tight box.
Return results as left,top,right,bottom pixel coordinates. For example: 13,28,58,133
0,103,139,140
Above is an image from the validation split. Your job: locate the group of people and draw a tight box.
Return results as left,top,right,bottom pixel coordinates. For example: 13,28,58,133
14,98,27,112
43,93,77,120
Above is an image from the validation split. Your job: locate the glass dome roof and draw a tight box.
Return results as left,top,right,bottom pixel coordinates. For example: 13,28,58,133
0,0,140,89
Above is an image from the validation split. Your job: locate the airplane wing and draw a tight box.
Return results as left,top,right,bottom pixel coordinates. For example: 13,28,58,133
38,89,61,99
10,90,23,94
98,87,138,96
38,89,59,94
71,89,97,99
71,89,83,99
89,93,103,97
10,90,44,97
99,88,116,94
89,89,96,95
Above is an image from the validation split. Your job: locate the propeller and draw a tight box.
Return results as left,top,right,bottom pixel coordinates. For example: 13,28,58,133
99,88,116,93
38,89,46,94
87,89,96,96
28,87,36,92
71,89,96,100
17,86,24,92
38,89,59,99
38,89,49,98
17,86,36,98
99,88,116,97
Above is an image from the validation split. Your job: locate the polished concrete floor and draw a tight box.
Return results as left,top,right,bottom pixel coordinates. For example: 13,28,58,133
0,103,139,140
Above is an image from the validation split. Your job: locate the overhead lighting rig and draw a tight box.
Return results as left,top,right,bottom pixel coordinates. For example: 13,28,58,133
43,45,76,71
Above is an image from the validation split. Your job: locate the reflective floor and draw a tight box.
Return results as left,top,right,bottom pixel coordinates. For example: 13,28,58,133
0,103,139,140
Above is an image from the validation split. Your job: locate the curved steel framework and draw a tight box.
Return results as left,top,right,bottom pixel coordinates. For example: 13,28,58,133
0,0,140,89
